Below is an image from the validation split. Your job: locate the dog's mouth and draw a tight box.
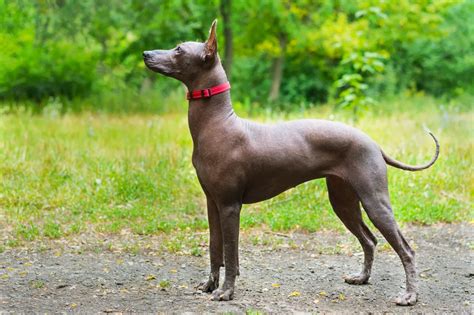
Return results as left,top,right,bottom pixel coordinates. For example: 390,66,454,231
143,59,172,75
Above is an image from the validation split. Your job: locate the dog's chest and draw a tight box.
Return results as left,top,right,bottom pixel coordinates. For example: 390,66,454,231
192,145,247,191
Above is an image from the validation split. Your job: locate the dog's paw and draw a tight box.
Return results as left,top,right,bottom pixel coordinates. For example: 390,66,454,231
211,288,234,301
343,273,369,285
197,278,219,293
395,292,417,306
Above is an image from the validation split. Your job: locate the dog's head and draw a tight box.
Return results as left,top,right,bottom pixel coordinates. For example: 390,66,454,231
143,20,219,85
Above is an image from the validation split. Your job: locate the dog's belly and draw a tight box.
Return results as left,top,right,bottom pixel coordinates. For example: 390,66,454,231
241,164,326,203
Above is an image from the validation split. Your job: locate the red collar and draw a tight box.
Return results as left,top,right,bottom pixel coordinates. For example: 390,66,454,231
186,82,231,100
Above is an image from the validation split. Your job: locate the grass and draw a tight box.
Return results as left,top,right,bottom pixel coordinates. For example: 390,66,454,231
0,94,472,248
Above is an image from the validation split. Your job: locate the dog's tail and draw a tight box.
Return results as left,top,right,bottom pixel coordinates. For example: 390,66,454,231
381,130,440,171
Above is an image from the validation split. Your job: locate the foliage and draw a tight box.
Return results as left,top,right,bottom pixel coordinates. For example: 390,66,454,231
0,0,471,112
399,0,474,96
0,1,98,99
0,96,471,246
334,52,386,115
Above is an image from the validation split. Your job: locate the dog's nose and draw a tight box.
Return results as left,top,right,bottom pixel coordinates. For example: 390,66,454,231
143,51,151,58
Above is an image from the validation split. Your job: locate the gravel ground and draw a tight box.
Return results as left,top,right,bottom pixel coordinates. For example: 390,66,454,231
0,223,472,314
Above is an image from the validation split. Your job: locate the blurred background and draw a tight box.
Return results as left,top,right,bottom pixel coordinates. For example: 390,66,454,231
0,0,472,245
1,0,472,113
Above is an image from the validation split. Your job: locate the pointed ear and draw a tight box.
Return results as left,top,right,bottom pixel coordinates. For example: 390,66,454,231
203,19,218,61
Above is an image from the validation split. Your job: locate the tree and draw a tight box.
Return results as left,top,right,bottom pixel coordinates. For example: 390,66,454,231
268,33,287,102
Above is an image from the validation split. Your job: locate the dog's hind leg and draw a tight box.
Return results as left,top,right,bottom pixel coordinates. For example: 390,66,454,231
326,175,377,285
349,166,418,306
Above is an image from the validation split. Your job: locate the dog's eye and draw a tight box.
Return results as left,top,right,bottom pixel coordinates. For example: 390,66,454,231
175,46,182,54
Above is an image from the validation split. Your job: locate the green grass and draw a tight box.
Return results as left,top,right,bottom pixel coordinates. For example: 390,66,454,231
0,95,472,247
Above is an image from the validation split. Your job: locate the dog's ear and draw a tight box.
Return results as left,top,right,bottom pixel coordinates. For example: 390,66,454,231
203,19,218,62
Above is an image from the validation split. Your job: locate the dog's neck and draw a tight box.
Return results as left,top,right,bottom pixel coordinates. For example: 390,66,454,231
186,63,236,144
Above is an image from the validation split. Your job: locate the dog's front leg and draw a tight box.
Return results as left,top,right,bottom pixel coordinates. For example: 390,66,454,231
198,197,223,293
211,202,242,301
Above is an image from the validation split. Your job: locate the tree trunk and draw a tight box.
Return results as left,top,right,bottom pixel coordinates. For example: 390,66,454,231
268,34,287,102
220,0,233,79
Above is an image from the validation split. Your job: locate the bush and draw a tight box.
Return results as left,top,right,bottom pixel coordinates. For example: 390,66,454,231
390,1,474,97
0,40,98,100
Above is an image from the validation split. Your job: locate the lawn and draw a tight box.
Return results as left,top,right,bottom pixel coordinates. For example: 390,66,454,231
0,95,472,249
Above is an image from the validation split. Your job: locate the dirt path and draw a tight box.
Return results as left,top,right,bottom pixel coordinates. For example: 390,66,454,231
0,224,472,314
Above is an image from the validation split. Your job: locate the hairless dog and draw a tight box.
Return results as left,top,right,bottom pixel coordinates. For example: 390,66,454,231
143,20,439,306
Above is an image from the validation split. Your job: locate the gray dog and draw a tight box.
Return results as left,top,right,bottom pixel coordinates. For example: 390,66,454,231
143,20,439,306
